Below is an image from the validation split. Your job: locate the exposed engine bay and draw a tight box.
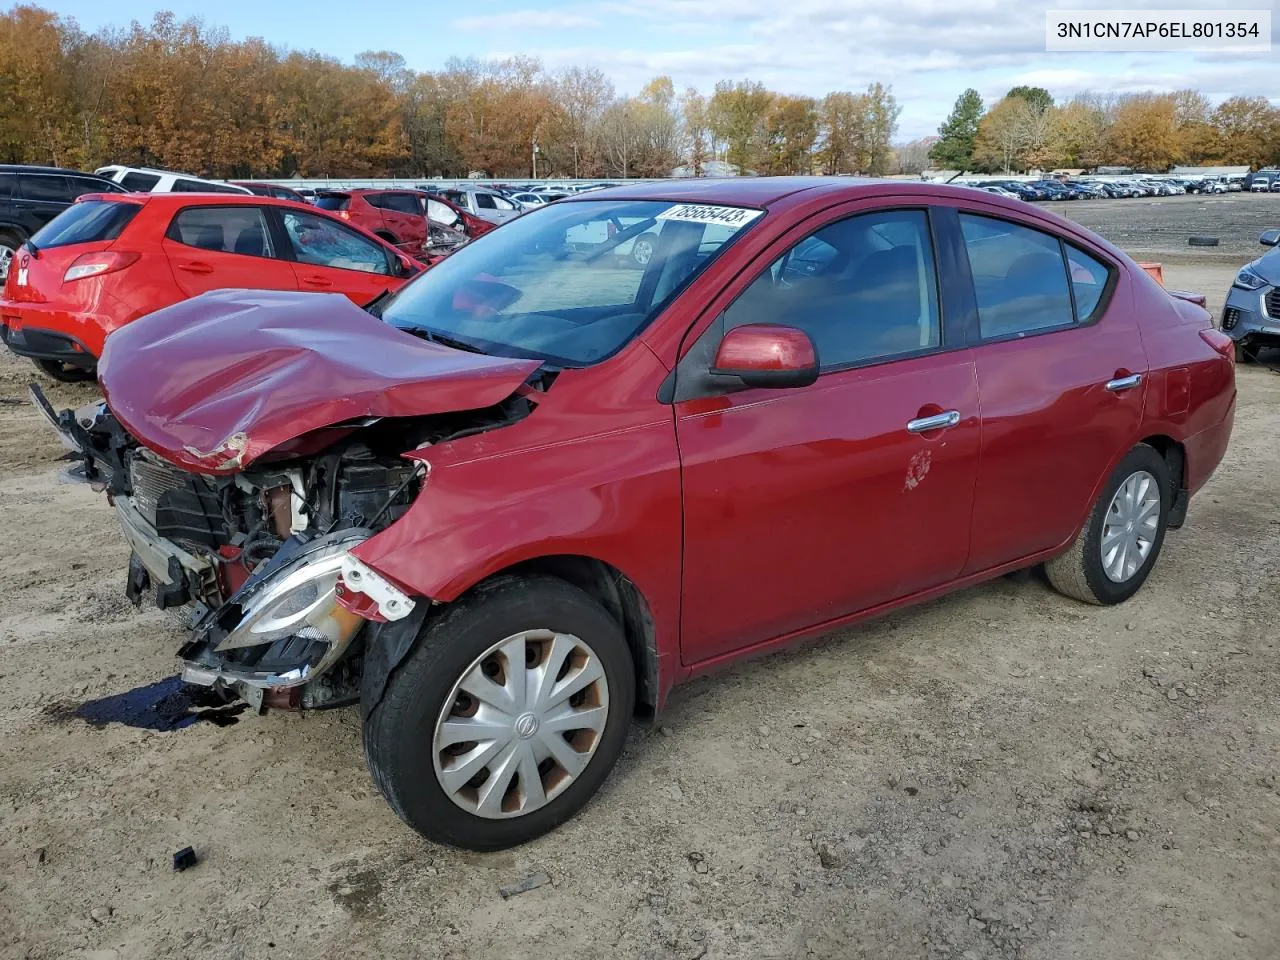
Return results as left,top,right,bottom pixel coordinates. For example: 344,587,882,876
30,382,534,711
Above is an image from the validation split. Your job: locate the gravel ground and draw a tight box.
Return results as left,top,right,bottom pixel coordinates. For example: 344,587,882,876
1,196,1279,960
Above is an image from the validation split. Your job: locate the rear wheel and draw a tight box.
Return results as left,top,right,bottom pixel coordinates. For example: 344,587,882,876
1045,444,1170,605
363,574,635,850
35,359,96,383
0,230,20,284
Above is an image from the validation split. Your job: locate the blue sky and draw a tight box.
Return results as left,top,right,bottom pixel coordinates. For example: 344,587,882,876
17,0,1279,140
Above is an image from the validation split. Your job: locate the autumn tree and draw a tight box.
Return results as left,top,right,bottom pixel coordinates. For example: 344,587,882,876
709,79,771,174
972,96,1034,173
1211,96,1280,167
761,95,818,174
930,88,983,169
680,87,711,176
1106,94,1179,171
818,90,867,174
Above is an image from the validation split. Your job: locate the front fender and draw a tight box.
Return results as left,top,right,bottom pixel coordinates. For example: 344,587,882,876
350,419,684,692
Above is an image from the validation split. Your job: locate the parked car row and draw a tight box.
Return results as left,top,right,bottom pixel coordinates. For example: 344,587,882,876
16,177,1236,852
960,175,1250,202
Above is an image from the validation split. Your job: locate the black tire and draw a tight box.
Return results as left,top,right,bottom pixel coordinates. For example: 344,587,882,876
362,574,636,850
1045,444,1171,606
35,359,96,383
1234,342,1255,364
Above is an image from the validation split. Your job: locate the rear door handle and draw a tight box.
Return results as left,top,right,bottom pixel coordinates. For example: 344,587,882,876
1105,373,1143,392
301,276,333,288
906,410,960,433
175,261,214,274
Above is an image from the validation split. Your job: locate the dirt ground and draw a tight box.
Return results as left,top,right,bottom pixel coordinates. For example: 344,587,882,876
2,195,1279,960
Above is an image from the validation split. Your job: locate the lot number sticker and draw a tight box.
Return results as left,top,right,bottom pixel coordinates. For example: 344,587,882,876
656,204,763,229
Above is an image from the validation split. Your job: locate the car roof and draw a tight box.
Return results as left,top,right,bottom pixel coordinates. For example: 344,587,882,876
0,164,113,177
565,177,1008,208
99,192,318,210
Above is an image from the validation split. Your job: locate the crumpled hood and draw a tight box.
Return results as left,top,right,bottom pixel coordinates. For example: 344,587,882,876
98,289,539,474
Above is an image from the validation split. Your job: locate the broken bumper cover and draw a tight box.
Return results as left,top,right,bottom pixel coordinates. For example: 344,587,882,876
178,530,373,694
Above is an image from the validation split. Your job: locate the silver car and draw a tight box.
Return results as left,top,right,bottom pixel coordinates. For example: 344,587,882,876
438,187,522,225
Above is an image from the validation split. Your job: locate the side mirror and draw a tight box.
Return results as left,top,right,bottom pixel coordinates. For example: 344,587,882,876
1259,229,1279,247
710,324,819,390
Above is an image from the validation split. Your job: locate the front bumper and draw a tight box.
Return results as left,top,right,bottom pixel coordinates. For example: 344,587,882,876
1222,285,1280,345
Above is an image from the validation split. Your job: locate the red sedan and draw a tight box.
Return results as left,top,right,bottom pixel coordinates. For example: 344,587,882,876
1,192,421,380
42,178,1235,850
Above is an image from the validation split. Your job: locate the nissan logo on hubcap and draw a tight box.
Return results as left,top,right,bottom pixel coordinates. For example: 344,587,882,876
514,713,540,739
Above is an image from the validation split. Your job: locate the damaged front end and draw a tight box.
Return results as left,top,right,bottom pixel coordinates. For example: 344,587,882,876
33,289,545,712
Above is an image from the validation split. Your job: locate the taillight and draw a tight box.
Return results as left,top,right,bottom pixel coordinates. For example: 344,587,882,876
1199,328,1236,361
339,210,351,220
63,251,140,283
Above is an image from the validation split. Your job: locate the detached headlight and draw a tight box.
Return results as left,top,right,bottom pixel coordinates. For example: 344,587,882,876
215,535,366,653
1234,267,1268,291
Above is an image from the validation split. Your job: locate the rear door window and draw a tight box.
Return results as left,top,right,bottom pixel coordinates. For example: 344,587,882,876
68,176,122,198
958,214,1074,338
281,209,391,275
382,193,421,215
475,193,497,210
172,178,242,194
120,172,161,191
167,206,276,257
30,200,142,248
0,173,14,200
19,174,75,203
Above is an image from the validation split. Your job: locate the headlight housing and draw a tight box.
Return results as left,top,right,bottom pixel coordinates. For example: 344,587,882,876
204,532,370,685
1234,267,1268,291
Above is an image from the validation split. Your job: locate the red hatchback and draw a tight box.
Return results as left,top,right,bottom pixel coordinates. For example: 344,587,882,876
1,193,420,380
42,178,1235,851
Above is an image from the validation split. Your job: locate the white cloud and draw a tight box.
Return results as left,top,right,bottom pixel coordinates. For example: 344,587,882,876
473,0,1277,138
453,10,599,31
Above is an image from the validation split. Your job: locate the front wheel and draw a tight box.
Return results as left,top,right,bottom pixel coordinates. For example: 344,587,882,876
1045,444,1171,605
630,233,657,266
363,574,635,850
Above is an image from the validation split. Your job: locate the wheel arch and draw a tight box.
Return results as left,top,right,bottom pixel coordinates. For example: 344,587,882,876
474,554,662,717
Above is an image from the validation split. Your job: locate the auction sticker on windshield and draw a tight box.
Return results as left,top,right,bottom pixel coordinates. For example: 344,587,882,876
656,204,763,228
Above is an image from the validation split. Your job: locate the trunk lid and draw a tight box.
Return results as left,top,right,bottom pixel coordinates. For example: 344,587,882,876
98,289,540,475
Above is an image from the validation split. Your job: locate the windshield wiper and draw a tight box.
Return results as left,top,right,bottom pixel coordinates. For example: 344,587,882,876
417,328,487,355
21,239,39,259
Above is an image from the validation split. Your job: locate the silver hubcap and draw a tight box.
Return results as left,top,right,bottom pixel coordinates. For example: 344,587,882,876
0,244,14,282
633,239,653,264
433,629,609,819
1101,470,1161,583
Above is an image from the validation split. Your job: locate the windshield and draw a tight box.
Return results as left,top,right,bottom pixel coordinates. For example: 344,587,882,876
31,200,142,248
381,199,762,366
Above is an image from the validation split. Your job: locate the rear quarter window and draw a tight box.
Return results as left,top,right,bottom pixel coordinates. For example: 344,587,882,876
120,172,161,191
315,195,350,211
30,200,142,248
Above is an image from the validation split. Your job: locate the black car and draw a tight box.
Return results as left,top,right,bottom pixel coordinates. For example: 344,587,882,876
0,165,125,282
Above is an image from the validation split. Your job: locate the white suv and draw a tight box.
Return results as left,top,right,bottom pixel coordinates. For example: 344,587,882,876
94,165,251,195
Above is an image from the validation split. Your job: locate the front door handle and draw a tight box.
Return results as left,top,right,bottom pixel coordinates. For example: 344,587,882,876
301,275,334,288
176,261,214,274
1105,373,1143,392
906,410,960,433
